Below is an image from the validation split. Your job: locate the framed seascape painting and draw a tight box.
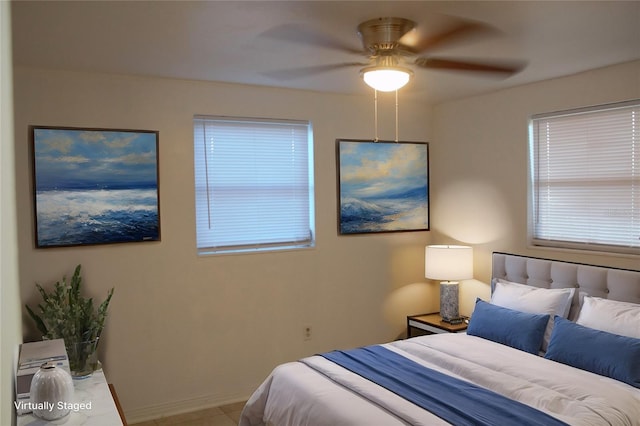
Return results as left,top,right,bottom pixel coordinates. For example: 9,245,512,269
337,139,429,234
31,126,160,248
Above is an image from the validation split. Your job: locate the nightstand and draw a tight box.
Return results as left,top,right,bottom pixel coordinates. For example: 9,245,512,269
407,312,468,338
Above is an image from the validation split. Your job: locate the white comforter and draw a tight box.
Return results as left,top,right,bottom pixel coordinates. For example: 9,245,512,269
240,334,640,426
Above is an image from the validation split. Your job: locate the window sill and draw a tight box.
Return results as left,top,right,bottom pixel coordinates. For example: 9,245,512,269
527,243,640,260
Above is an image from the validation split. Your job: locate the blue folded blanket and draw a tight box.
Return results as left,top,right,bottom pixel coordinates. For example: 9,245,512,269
318,345,568,426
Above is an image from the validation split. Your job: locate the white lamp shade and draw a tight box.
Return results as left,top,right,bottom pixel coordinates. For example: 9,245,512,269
425,245,473,281
362,68,411,92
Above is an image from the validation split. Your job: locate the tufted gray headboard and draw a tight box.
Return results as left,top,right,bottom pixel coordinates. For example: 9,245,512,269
491,253,640,316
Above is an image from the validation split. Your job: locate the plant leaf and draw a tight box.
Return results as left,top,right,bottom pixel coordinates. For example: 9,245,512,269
25,304,48,335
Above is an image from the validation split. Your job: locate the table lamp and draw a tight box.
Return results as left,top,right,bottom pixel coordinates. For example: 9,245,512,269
425,245,473,322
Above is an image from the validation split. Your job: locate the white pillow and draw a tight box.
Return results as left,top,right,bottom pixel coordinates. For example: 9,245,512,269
493,280,575,318
491,280,575,351
576,296,640,339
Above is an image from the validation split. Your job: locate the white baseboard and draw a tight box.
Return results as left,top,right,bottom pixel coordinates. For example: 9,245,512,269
125,392,249,424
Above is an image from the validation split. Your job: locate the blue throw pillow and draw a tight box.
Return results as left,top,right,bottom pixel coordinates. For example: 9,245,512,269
545,316,640,388
467,299,549,354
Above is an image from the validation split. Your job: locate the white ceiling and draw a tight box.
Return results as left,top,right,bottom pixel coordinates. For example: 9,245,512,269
11,1,640,105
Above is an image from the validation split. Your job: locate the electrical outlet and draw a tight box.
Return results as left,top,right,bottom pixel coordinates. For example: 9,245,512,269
303,325,312,341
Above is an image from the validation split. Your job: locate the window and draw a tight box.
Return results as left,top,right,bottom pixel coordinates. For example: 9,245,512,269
529,100,639,255
194,116,314,254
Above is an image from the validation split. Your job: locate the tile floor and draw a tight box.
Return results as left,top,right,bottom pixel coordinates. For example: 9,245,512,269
131,401,246,426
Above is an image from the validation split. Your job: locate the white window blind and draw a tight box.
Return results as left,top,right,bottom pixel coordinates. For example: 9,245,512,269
194,116,315,254
530,100,640,254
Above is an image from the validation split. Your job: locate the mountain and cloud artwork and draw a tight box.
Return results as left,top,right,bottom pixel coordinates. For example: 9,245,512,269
337,140,429,234
31,126,160,247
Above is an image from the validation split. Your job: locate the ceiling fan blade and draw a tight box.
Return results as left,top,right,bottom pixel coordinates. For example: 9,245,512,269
262,62,366,80
261,24,363,55
415,57,526,75
399,19,497,55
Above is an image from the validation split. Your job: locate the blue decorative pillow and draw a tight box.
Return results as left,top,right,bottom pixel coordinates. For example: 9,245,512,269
467,299,549,354
545,316,640,388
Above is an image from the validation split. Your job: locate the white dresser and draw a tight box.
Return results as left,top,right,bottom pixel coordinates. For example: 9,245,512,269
17,369,124,426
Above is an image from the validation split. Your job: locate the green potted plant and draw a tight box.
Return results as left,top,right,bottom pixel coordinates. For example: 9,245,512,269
26,265,114,379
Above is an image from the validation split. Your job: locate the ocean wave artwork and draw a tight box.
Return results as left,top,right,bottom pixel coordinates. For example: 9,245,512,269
338,140,429,234
32,127,160,247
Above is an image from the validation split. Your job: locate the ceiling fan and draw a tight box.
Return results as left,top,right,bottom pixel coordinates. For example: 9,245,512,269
263,16,525,91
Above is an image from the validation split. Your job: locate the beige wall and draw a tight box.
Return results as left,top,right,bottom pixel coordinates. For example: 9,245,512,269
13,68,435,421
1,1,21,424
431,60,640,315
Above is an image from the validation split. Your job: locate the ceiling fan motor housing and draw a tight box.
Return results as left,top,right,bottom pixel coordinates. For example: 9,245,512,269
357,17,416,54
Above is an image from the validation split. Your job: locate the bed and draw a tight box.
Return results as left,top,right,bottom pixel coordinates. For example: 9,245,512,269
240,252,640,426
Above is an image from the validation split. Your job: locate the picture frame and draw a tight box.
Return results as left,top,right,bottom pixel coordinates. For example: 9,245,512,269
31,126,160,248
336,139,429,234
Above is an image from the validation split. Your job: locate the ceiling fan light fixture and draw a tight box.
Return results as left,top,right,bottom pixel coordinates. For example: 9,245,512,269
361,66,412,92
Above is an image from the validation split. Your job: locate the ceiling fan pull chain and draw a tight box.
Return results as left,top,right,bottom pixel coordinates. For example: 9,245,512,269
374,89,379,142
395,89,399,142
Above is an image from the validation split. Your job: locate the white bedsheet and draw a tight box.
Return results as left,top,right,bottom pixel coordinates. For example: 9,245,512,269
240,334,640,426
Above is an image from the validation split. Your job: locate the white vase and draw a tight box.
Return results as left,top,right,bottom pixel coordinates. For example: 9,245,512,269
29,362,74,420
